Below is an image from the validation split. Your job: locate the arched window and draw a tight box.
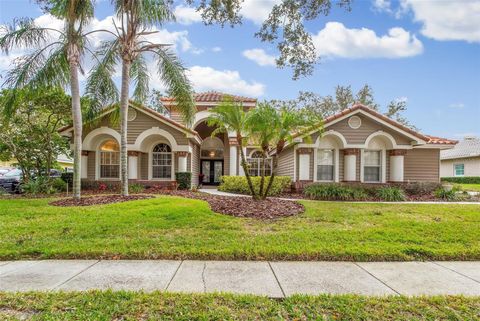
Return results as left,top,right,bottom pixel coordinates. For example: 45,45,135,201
200,137,224,158
247,150,272,176
152,143,172,179
100,140,119,178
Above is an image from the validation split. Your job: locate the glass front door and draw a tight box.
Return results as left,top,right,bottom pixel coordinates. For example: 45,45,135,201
201,160,223,185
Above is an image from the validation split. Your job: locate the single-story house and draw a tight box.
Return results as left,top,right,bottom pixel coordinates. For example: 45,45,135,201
59,91,456,188
440,136,480,177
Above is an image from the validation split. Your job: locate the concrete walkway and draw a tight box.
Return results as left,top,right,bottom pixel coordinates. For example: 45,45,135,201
199,188,480,204
1,260,479,297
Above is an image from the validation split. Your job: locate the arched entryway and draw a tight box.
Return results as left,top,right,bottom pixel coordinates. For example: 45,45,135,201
194,121,226,185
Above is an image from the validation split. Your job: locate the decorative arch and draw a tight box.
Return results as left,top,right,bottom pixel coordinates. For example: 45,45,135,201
193,110,213,129
83,127,121,150
364,131,397,150
133,127,180,152
315,130,347,148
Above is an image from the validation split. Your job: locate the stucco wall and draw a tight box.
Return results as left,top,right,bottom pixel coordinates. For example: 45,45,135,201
440,157,480,177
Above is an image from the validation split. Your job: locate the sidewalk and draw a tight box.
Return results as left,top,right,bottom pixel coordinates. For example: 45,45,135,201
1,260,479,297
199,188,480,204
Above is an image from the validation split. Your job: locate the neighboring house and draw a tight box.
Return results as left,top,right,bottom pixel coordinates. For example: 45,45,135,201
58,91,456,188
440,137,480,177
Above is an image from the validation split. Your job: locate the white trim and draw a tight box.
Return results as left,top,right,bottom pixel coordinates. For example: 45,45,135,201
293,145,298,181
83,127,121,150
299,153,310,180
453,163,465,177
360,149,364,183
95,138,121,181
148,142,175,181
362,149,386,183
314,148,337,183
132,127,191,153
364,131,398,149
315,130,348,148
192,110,213,129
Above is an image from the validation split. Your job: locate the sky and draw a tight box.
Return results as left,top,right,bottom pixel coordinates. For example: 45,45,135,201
0,0,479,140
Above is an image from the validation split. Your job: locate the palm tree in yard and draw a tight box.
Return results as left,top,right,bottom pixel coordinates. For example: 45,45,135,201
86,0,195,196
0,0,96,200
207,97,259,200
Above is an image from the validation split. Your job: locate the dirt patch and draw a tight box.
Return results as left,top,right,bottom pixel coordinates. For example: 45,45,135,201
150,190,305,219
50,195,154,207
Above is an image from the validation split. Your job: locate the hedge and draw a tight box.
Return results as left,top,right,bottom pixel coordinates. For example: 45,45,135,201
441,177,480,184
219,176,292,196
175,172,192,190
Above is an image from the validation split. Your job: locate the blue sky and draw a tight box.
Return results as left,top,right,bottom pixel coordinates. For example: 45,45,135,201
0,0,479,139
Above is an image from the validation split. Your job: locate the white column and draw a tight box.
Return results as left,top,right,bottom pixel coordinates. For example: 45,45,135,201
299,153,311,180
389,151,405,182
229,145,238,176
81,153,88,179
344,150,357,181
128,154,138,180
178,155,187,172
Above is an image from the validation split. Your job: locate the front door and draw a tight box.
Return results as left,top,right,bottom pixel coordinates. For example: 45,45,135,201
201,160,223,185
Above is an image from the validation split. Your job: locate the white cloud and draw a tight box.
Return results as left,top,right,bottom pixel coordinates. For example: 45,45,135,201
173,5,202,25
240,0,281,24
449,103,465,109
394,96,408,103
212,46,222,52
372,0,392,12
186,66,265,96
242,48,276,66
401,0,480,43
312,22,423,59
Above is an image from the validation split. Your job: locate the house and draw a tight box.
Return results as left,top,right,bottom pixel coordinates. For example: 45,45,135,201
58,91,456,188
440,136,480,177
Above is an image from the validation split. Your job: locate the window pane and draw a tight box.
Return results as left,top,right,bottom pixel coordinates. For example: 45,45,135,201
317,165,334,181
318,149,333,165
364,166,380,182
364,151,380,166
455,164,464,176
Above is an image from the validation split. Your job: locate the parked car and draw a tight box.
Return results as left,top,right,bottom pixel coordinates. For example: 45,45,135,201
0,168,23,193
0,167,13,176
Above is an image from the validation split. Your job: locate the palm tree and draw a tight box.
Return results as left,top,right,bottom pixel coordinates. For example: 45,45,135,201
207,97,259,200
0,0,97,200
86,0,195,196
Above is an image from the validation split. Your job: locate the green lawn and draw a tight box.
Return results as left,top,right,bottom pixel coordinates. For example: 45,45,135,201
454,183,480,192
0,291,478,320
0,196,479,261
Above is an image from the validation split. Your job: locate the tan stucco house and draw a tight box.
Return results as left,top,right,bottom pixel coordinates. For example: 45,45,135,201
59,91,456,188
440,137,480,177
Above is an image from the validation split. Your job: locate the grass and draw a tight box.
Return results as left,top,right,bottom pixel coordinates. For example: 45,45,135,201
0,196,479,261
453,183,480,192
0,291,479,320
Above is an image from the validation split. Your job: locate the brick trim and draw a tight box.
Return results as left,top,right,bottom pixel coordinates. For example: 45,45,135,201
127,151,139,157
343,148,360,156
389,149,407,156
297,148,313,154
175,151,189,157
81,151,89,156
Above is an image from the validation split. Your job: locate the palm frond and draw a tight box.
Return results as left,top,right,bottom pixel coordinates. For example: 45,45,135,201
155,48,195,125
130,54,150,104
0,17,59,54
84,40,120,121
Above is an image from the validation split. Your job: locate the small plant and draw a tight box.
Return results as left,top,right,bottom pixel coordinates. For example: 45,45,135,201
376,186,405,202
303,183,368,201
176,172,192,190
434,186,458,201
129,183,145,194
219,176,292,196
22,177,57,195
98,183,108,192
51,178,67,192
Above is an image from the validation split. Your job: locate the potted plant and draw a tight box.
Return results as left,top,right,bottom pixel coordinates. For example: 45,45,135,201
198,173,205,188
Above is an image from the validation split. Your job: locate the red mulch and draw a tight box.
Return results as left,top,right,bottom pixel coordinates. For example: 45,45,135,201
50,195,154,207
149,189,305,219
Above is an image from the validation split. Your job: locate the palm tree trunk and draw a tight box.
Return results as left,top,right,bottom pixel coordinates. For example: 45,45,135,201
69,59,82,200
119,61,131,196
258,152,266,198
263,155,278,199
238,140,258,200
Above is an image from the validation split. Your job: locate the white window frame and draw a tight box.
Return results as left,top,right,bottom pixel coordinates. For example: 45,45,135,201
97,140,120,180
316,149,335,182
363,149,382,183
149,143,174,180
454,163,464,177
247,151,272,177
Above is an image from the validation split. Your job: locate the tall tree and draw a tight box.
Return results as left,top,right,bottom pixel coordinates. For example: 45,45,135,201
87,0,195,196
207,97,258,200
191,0,353,79
0,0,95,199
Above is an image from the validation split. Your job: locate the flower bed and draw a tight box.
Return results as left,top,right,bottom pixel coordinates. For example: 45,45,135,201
50,195,154,207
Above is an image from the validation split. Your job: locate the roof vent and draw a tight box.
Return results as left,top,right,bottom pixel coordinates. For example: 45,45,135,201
464,136,477,141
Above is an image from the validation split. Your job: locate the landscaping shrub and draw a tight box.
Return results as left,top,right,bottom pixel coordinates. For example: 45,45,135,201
376,186,405,202
129,183,145,194
51,178,67,192
434,186,458,201
61,172,73,189
22,177,59,195
81,180,120,191
442,177,480,184
402,182,442,196
304,183,368,201
219,176,292,196
175,172,192,190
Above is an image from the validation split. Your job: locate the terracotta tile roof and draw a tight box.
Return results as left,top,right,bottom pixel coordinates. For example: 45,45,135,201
323,104,457,145
161,91,257,103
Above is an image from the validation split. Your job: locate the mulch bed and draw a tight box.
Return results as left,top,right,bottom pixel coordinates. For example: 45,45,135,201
50,195,154,207
148,189,305,219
